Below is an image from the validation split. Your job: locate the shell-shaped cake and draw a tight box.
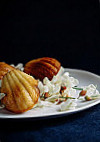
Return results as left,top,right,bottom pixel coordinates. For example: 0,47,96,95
1,69,40,113
0,62,14,80
24,57,61,81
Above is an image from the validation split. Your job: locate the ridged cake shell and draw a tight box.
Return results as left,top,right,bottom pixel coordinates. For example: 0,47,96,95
0,62,14,79
24,57,61,81
1,69,39,113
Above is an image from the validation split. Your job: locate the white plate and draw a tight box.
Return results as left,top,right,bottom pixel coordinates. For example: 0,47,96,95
0,68,100,119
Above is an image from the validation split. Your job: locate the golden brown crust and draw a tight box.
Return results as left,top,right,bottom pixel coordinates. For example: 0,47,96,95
0,62,14,80
1,69,40,113
24,57,61,81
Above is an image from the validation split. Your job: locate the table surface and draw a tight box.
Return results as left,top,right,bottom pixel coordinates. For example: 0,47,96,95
0,103,100,142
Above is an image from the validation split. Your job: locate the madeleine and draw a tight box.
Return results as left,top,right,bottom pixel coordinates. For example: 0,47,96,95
0,62,14,80
1,69,40,113
24,57,61,81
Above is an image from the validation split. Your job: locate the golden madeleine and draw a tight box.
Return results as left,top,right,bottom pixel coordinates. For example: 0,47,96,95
24,57,61,81
0,62,14,80
1,69,40,113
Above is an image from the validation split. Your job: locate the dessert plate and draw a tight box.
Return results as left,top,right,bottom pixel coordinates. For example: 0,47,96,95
0,68,100,119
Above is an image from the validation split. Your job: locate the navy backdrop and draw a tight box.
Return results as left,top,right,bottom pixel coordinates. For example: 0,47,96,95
0,1,99,74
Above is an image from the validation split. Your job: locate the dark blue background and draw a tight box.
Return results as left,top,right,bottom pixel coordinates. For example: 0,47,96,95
0,1,99,142
0,1,99,74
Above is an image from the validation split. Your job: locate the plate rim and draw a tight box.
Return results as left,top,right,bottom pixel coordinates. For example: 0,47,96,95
0,68,100,119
